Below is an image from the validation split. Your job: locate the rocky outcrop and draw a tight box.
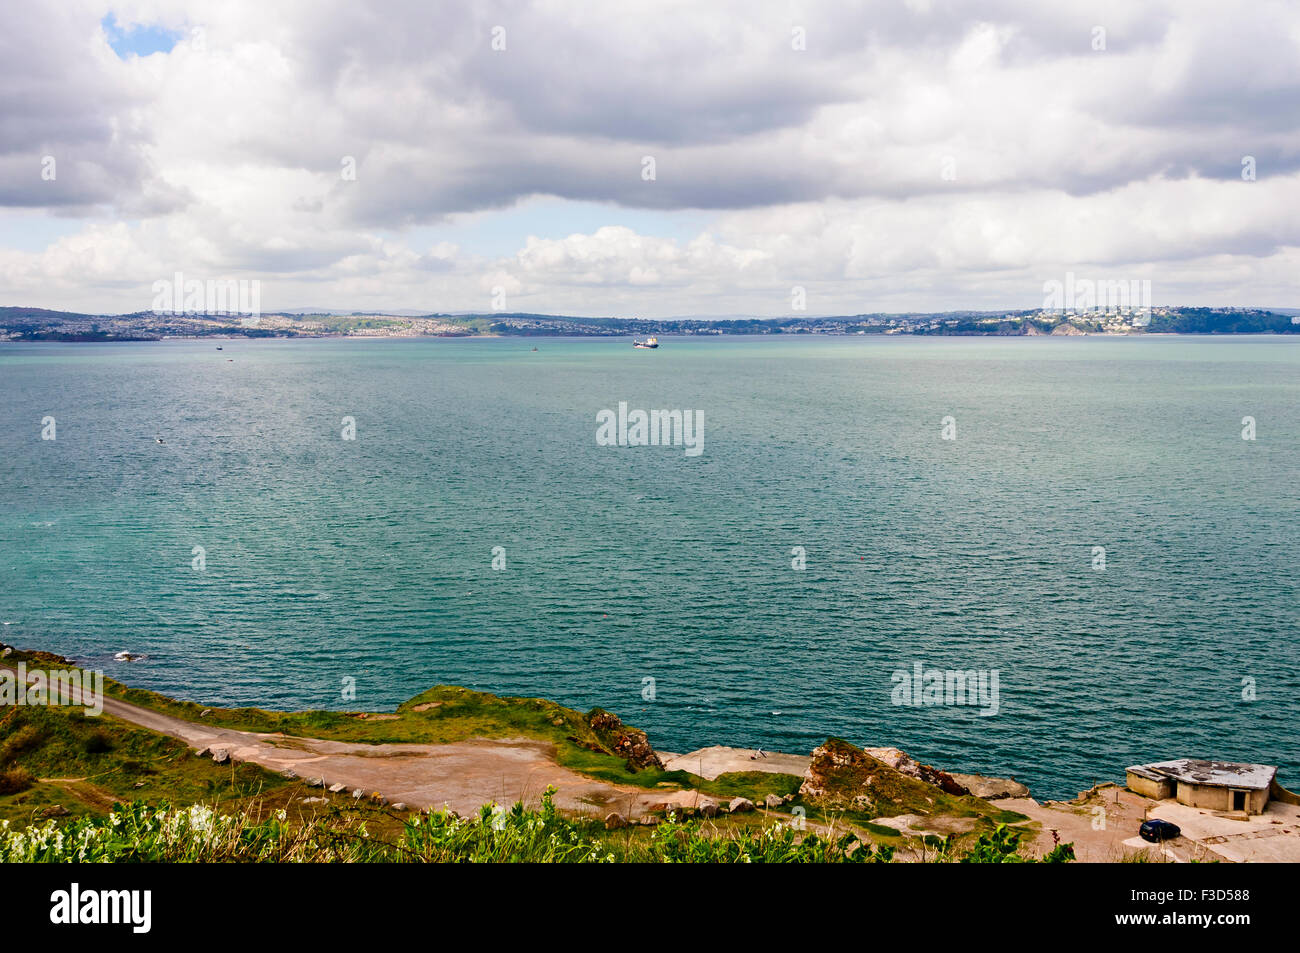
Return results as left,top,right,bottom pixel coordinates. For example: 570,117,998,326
800,738,984,814
728,797,755,814
604,812,629,830
949,773,1031,800
865,747,970,796
585,709,664,771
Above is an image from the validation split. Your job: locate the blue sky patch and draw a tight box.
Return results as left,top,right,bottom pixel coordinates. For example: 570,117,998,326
101,13,181,59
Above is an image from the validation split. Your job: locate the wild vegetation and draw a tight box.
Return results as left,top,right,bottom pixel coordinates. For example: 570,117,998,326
1,649,1068,862
0,788,1068,863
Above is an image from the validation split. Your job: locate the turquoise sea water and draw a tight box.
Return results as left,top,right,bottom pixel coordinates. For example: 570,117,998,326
2,335,1297,799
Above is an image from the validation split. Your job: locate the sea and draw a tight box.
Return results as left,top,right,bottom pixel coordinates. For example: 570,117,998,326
2,334,1296,800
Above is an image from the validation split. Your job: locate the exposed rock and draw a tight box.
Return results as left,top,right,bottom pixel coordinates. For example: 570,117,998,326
300,797,328,805
210,748,230,765
327,783,347,794
698,800,719,818
194,747,209,758
639,815,660,826
280,769,298,780
864,746,970,796
728,797,755,814
351,788,364,799
585,709,664,771
800,738,983,813
304,777,325,788
764,793,784,809
390,802,407,812
950,773,1032,800
199,709,211,718
40,805,70,818
604,812,629,830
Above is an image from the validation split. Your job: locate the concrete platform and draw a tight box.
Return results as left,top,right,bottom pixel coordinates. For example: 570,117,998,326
1148,800,1300,863
660,745,810,780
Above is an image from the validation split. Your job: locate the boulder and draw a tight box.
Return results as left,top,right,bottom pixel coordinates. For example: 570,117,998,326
39,805,70,818
304,777,325,788
800,738,983,813
728,797,755,814
764,793,784,809
604,812,629,830
210,748,230,765
948,773,1031,800
864,746,970,796
327,783,347,794
639,815,660,826
585,709,664,771
698,799,719,818
280,769,298,780
390,802,407,812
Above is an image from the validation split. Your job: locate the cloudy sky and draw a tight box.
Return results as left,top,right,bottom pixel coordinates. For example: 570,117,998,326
3,0,1299,316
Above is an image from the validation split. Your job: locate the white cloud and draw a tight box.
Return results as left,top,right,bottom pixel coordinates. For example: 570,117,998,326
1,0,1298,313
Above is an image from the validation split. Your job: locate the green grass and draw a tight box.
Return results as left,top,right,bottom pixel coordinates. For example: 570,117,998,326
0,703,296,827
0,788,1069,864
1,651,1041,851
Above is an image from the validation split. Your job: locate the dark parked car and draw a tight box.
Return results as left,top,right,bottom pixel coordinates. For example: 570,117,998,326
1139,819,1182,842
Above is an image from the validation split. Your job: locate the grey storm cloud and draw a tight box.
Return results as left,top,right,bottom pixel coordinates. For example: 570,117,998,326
3,0,1300,220
2,0,1300,319
0,4,177,213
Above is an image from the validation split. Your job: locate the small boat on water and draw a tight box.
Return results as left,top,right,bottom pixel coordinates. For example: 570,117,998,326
633,336,659,349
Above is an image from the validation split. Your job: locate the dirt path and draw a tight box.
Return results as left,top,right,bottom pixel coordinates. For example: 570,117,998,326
8,667,687,819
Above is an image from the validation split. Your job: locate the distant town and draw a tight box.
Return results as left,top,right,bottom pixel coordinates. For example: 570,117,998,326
1,304,1297,342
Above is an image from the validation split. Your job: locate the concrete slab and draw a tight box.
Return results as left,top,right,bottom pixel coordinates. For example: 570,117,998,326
660,745,810,780
1148,800,1300,863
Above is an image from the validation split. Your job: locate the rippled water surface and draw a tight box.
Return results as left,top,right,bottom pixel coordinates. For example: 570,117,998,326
2,335,1297,799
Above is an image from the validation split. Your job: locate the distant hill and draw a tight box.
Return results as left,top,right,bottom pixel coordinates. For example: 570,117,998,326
2,305,1297,341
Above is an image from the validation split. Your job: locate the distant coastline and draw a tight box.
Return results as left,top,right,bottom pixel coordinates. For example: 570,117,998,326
2,305,1297,342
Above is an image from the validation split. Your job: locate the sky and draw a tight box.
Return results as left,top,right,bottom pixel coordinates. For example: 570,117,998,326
2,0,1298,317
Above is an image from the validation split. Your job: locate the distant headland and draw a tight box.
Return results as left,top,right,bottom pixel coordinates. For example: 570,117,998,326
2,305,1297,342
